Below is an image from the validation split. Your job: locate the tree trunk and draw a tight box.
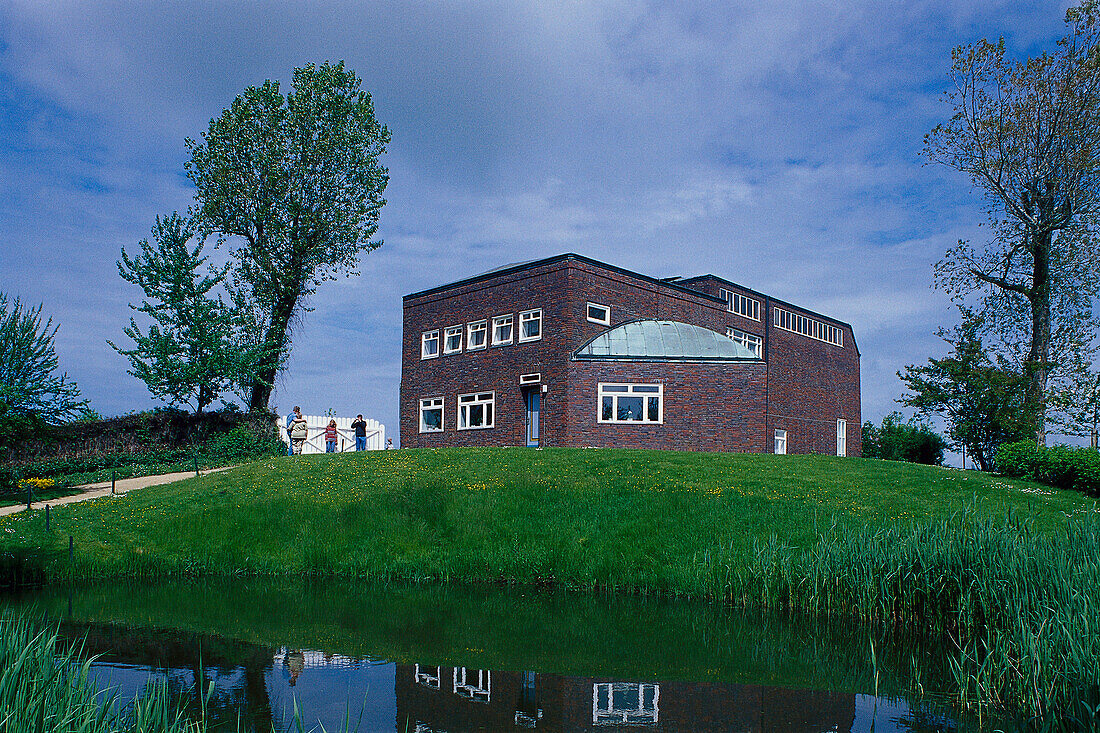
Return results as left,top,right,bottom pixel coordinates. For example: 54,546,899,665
247,289,298,412
1028,230,1053,445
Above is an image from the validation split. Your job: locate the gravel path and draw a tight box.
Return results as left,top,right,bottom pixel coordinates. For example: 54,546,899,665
0,466,233,517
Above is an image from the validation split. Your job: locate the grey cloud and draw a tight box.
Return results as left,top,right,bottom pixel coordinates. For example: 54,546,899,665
0,0,1080,444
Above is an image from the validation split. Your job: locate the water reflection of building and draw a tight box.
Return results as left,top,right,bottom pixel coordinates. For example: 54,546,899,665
396,664,855,732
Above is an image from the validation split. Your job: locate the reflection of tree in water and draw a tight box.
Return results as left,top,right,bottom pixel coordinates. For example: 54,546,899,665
893,704,960,733
60,623,275,731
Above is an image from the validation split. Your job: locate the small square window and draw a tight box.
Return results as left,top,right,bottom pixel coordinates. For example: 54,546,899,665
467,320,487,350
519,309,542,342
419,397,444,432
587,302,610,325
443,325,463,354
421,330,440,359
492,315,513,345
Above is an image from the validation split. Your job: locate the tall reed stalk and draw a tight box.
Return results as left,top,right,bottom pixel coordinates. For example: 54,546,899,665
707,511,1100,728
0,609,203,732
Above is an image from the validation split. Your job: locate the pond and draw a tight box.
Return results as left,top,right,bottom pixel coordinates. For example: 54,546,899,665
1,579,1020,732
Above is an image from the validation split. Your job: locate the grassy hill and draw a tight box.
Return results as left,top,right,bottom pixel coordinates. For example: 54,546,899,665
2,447,1098,722
0,447,1092,584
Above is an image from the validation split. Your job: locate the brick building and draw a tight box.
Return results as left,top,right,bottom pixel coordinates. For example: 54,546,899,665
400,254,860,455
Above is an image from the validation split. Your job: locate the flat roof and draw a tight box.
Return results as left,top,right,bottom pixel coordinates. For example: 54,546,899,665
402,253,726,305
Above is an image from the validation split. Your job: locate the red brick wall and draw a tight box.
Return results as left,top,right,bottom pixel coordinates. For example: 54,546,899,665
400,256,861,456
564,360,767,452
400,260,732,449
677,274,862,456
400,262,574,449
767,324,862,457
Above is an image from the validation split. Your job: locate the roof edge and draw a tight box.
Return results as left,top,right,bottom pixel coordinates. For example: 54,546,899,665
403,253,725,305
682,273,858,336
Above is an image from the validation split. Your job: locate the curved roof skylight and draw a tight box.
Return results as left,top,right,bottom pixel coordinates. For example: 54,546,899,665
573,320,760,361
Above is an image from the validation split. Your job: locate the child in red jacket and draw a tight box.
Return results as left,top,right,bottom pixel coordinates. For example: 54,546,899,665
325,420,338,453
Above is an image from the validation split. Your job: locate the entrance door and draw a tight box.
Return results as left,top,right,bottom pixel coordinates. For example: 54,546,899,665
525,390,540,447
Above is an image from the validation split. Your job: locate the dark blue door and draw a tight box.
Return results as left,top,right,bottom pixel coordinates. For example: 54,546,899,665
525,391,540,447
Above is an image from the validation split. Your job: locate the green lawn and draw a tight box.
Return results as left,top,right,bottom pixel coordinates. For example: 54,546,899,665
0,447,1092,586
3,447,1098,722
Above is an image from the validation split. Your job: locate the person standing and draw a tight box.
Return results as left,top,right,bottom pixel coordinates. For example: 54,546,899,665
284,406,298,456
324,419,338,453
351,414,367,451
289,410,309,455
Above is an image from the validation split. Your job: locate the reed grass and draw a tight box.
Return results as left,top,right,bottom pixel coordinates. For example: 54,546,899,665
0,608,369,732
709,511,1100,728
0,609,204,732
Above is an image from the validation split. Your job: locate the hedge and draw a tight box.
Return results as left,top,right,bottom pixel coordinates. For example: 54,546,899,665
996,440,1100,496
0,412,284,497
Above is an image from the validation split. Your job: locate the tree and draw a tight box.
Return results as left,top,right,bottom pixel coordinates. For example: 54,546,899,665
185,61,390,411
899,310,1033,471
925,2,1100,443
0,292,87,427
109,213,269,414
1050,354,1100,447
862,412,948,465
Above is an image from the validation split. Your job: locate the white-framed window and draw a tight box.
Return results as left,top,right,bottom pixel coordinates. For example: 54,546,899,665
837,419,847,457
720,288,760,321
467,320,487,351
443,325,462,354
727,327,763,358
419,397,444,433
592,683,659,726
598,383,663,424
458,392,495,430
414,664,441,690
773,307,843,347
454,668,491,703
774,429,787,455
587,302,611,325
492,315,513,345
421,329,440,359
519,309,542,342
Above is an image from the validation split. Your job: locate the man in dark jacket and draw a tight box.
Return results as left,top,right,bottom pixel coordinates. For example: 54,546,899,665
351,414,368,451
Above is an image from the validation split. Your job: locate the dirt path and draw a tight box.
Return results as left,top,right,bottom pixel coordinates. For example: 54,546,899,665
0,466,233,517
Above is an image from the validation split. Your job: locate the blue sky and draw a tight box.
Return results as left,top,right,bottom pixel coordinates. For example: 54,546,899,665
0,1,1073,449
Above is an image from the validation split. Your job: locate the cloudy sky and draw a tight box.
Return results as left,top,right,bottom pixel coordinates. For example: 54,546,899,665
0,1,1074,448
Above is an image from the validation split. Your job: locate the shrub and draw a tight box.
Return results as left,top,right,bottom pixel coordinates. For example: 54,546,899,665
995,440,1041,478
996,440,1100,495
862,412,947,465
3,411,283,487
0,467,16,494
202,425,283,463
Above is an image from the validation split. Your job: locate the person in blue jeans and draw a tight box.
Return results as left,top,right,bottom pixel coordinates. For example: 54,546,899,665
285,406,300,456
324,419,338,453
351,414,367,451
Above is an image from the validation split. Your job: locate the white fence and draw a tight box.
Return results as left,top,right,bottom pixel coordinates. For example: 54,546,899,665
278,415,386,453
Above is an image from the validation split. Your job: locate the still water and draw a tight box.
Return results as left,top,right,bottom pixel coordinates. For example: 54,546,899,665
2,579,1015,732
